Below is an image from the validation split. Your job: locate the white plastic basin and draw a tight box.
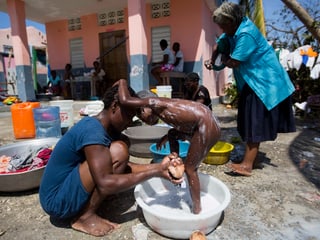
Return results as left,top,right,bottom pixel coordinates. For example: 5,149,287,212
134,173,231,239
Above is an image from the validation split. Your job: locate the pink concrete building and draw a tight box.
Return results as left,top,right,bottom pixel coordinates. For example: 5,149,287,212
0,26,47,95
0,0,228,102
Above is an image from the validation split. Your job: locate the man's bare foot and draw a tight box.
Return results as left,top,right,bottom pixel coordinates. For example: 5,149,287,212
71,213,120,237
226,163,252,176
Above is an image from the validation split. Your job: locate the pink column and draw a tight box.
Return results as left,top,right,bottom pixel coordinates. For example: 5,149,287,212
7,0,35,101
127,0,149,91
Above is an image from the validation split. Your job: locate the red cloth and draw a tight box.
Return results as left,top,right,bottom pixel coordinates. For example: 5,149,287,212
0,148,53,174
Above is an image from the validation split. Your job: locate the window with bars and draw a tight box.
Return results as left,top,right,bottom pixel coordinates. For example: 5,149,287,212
151,1,170,19
69,38,84,69
97,9,125,26
3,45,13,54
151,26,171,63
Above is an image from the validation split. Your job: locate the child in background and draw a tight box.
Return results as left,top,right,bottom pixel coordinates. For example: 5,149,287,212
151,39,175,85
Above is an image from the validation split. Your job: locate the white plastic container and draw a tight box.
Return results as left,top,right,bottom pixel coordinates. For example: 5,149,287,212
82,100,104,116
49,100,74,128
156,85,172,98
134,173,231,239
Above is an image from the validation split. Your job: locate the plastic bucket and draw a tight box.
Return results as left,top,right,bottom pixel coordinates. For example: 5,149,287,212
149,141,190,163
11,102,41,139
156,85,172,98
204,141,234,165
81,100,104,117
33,106,61,138
49,100,74,128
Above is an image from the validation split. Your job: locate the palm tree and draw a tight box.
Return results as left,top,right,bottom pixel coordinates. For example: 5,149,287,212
238,0,266,37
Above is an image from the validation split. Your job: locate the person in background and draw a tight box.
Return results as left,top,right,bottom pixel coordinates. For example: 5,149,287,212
117,79,221,214
47,70,61,96
39,84,184,237
151,39,175,85
90,61,106,97
184,72,212,110
172,42,184,72
63,63,74,99
206,2,296,176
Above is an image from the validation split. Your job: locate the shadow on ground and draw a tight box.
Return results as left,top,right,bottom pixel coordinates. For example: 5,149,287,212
289,117,320,189
216,110,320,189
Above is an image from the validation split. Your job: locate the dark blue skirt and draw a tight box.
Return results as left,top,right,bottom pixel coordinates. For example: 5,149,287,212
237,84,296,143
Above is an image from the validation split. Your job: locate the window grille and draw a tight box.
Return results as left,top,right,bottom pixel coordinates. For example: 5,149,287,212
98,9,124,26
151,1,170,19
68,18,81,31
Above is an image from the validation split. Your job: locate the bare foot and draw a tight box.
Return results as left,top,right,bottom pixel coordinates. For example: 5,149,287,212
227,163,252,176
71,213,120,237
190,230,207,240
168,164,185,179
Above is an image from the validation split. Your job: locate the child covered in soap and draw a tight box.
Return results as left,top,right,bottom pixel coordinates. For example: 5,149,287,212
116,79,221,214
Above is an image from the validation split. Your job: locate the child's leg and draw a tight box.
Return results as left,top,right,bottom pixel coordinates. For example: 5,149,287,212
185,131,214,214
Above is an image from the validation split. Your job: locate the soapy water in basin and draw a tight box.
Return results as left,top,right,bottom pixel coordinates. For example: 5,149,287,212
144,181,220,216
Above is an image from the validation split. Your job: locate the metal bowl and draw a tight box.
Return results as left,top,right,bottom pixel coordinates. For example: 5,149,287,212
0,138,60,192
122,125,170,158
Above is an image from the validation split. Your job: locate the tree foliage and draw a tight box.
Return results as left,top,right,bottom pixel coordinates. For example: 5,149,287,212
266,0,319,50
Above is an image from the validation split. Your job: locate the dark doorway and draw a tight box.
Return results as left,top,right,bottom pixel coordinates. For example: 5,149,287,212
99,30,128,89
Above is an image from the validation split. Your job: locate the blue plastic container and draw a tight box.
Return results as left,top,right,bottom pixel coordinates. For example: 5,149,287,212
149,141,190,163
33,106,61,138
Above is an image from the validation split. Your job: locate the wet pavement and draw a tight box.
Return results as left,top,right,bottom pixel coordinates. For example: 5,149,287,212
0,102,319,240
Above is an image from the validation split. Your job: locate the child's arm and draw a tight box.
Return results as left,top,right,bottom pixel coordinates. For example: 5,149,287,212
117,79,147,108
117,79,130,103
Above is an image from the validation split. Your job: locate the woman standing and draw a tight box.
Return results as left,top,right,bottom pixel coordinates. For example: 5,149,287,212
207,2,296,176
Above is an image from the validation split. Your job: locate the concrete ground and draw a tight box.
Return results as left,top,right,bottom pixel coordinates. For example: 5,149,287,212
0,102,319,240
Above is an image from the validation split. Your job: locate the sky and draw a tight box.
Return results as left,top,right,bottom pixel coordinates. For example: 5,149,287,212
0,11,46,33
0,1,283,34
